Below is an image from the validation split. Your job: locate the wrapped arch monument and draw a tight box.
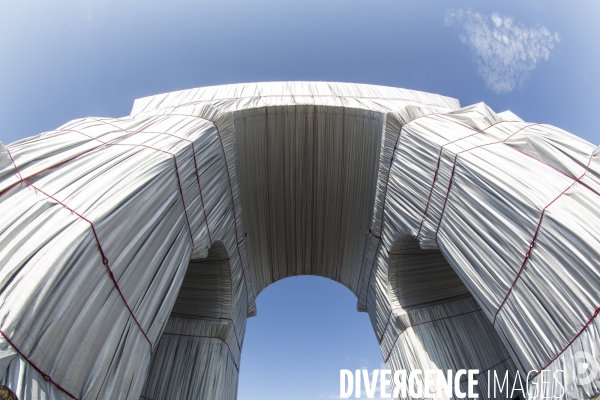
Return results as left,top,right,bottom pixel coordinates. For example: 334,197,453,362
0,82,598,399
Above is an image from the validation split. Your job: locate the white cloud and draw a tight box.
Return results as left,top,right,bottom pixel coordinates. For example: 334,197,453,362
445,9,560,94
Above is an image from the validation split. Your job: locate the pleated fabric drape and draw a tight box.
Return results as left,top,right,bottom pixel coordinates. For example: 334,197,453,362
0,82,597,399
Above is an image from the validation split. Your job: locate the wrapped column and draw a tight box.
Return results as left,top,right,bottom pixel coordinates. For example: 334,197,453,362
140,242,246,400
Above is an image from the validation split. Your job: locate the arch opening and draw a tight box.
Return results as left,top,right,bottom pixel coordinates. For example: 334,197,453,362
238,275,383,400
235,105,384,294
140,241,242,400
388,234,471,310
385,234,520,399
171,241,233,320
0,82,598,400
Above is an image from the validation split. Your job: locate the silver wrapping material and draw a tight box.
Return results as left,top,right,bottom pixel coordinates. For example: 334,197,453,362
362,102,600,399
0,82,597,400
140,316,240,400
140,242,245,400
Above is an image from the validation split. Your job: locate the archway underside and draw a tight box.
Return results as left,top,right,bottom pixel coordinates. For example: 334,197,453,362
0,82,598,399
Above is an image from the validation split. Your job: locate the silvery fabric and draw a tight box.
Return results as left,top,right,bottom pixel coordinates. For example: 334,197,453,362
0,82,597,399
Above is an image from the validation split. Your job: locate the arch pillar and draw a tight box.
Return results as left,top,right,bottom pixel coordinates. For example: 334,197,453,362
139,316,240,400
360,102,600,399
380,235,519,399
140,243,247,400
0,82,599,400
0,102,253,399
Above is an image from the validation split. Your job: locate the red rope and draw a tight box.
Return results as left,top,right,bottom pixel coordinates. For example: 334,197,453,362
83,117,200,246
0,111,252,396
431,123,540,244
510,147,600,198
404,125,600,381
115,121,216,246
366,113,459,331
0,116,171,195
492,148,597,325
44,131,196,246
378,310,393,344
364,114,434,309
415,119,513,239
166,112,254,306
527,306,600,382
0,181,21,198
52,122,224,248
374,118,519,343
383,308,482,362
366,112,496,306
424,123,593,322
86,112,254,309
419,127,600,380
461,357,512,384
6,149,153,350
0,330,79,399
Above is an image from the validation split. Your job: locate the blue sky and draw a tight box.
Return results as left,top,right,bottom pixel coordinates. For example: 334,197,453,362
1,1,598,399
